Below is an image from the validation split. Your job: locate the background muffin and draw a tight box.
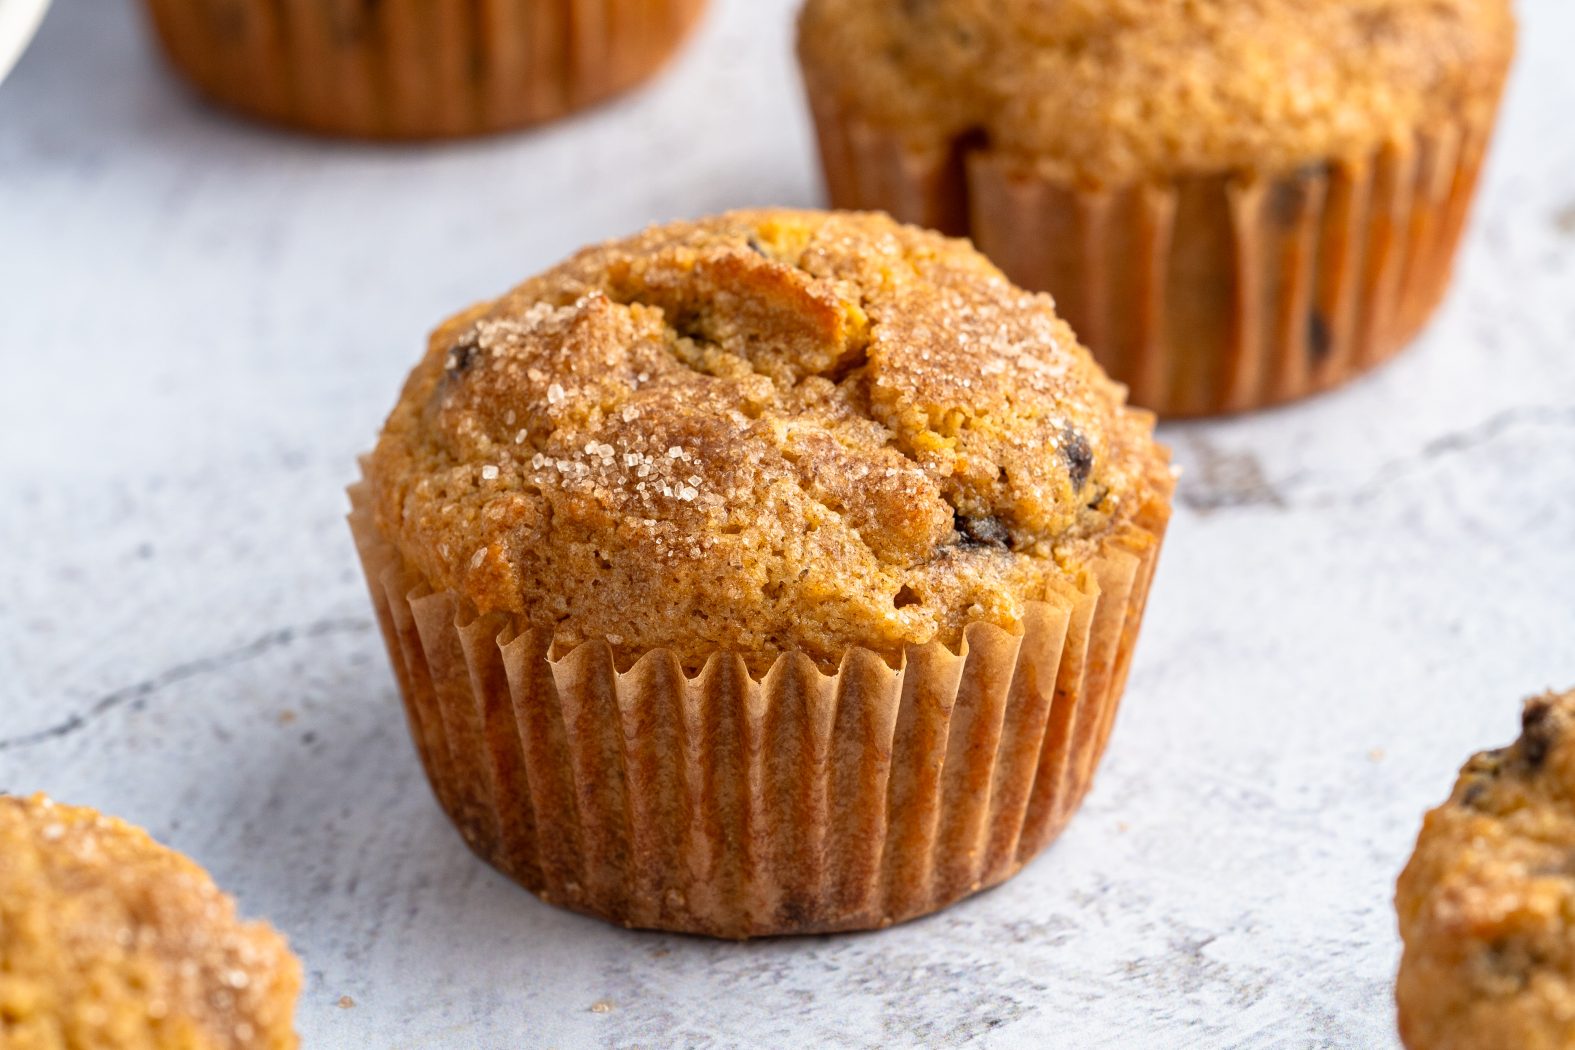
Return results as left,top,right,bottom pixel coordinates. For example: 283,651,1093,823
0,794,300,1050
799,0,1516,416
140,0,707,138
1396,690,1575,1050
351,208,1172,937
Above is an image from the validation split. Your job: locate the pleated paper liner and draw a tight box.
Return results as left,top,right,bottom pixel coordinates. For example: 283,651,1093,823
806,86,1502,417
140,0,707,139
348,469,1171,939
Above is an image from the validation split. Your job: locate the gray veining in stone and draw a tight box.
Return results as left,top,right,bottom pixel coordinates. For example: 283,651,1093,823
3,1,1573,1047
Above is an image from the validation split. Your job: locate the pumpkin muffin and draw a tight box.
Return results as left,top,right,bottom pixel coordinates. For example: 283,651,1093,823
0,794,300,1050
798,0,1516,416
1396,690,1575,1050
349,208,1173,938
140,0,706,139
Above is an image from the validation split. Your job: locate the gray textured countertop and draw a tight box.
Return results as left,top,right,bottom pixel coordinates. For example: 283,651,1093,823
3,2,1574,1047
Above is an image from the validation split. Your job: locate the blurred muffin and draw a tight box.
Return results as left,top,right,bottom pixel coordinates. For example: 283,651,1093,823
1396,690,1575,1050
799,0,1516,416
0,794,300,1050
349,208,1173,937
140,0,707,138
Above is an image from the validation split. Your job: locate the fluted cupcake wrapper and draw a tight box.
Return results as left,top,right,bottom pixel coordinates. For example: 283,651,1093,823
806,86,1501,417
347,470,1170,938
141,0,706,139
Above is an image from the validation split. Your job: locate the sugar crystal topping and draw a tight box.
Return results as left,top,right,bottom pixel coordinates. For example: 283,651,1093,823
369,210,1168,669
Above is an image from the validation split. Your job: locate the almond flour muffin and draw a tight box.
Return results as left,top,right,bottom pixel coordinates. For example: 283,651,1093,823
350,209,1173,937
1396,690,1575,1050
799,0,1516,416
140,0,706,139
0,794,300,1050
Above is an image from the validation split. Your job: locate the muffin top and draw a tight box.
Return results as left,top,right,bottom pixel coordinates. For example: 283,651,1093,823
798,0,1516,185
367,210,1168,672
0,794,300,1050
1396,691,1575,1050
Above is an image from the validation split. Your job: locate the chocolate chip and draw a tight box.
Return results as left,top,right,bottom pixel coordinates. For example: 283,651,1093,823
1477,940,1535,989
1458,747,1509,801
445,330,482,376
1521,697,1560,771
1308,312,1332,363
778,897,814,930
1063,429,1093,491
1268,179,1308,228
956,512,1010,549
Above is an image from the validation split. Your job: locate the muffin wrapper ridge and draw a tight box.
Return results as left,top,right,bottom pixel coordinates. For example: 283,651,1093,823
140,0,706,139
806,87,1505,417
347,471,1171,938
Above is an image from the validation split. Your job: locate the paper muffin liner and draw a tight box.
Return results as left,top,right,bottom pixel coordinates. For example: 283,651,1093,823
140,0,706,139
347,467,1171,938
806,86,1502,417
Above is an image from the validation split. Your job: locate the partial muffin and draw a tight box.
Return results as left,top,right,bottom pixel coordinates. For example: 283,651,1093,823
0,794,300,1049
140,0,706,139
349,208,1172,938
798,0,1516,416
1396,690,1575,1050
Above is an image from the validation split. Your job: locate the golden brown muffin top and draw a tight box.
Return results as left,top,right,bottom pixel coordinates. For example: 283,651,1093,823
798,0,1515,185
367,209,1169,671
1396,690,1575,1050
0,795,300,1050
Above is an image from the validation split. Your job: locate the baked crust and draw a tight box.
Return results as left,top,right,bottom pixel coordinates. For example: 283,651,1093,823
1396,690,1575,1050
366,209,1169,671
0,795,300,1050
798,0,1515,184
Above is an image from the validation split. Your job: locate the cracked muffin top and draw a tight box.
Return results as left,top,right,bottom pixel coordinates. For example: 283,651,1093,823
367,209,1170,671
798,0,1516,185
0,794,300,1050
1396,690,1575,1050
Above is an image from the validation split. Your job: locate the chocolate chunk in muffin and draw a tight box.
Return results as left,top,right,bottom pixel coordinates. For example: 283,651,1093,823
1397,690,1575,1050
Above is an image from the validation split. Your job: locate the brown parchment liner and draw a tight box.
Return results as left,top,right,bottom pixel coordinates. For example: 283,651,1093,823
347,465,1172,939
140,0,707,139
806,85,1505,417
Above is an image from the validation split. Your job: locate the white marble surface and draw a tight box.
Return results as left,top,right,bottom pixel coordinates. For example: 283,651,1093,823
3,2,1574,1047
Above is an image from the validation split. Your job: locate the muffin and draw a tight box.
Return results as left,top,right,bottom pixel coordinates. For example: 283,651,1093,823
139,0,707,139
798,0,1516,416
349,209,1172,938
1396,690,1575,1050
0,794,300,1049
